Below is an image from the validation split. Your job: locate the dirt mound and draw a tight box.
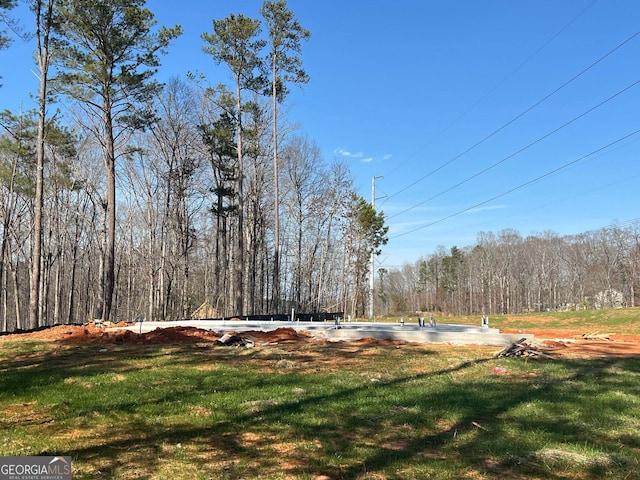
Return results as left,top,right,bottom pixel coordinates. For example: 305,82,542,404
0,324,313,346
240,327,312,343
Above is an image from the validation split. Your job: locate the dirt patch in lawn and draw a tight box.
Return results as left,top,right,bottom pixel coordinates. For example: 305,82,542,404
1,322,639,359
500,328,640,358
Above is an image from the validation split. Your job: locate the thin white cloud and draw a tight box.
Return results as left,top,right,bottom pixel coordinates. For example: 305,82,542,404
334,148,363,158
334,148,383,164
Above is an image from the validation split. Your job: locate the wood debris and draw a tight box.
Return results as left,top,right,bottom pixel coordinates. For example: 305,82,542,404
216,333,255,347
576,331,612,341
471,421,487,430
496,337,555,359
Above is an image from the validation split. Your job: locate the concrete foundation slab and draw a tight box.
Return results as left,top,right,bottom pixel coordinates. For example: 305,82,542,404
111,320,533,347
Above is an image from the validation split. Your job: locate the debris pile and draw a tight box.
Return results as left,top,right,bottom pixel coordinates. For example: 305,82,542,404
216,333,255,347
576,331,612,341
496,337,555,359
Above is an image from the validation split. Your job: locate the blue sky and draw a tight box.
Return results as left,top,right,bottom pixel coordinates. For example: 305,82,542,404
2,0,639,268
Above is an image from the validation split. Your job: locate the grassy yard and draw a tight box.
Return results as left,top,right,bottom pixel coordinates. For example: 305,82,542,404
385,307,640,333
1,314,639,479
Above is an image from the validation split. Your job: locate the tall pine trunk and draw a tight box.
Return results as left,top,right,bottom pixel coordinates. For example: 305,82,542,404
30,0,55,329
233,79,244,316
271,57,280,313
102,106,117,322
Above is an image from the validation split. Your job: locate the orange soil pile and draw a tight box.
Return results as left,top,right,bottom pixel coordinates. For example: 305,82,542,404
0,324,312,346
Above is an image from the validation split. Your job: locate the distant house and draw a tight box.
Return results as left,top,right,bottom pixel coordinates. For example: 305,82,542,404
594,288,624,310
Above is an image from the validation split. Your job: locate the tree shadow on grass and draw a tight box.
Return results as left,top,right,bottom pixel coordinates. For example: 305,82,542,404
49,356,493,479
2,341,640,479
322,356,640,480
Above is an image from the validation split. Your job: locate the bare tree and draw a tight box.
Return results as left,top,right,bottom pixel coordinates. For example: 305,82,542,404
0,113,34,329
149,78,203,319
280,135,322,310
242,97,271,314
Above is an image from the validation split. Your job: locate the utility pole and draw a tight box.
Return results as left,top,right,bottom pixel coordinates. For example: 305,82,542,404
369,176,383,319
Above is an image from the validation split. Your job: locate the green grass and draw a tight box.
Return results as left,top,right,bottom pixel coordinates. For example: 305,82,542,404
1,319,639,479
485,307,640,332
379,306,640,333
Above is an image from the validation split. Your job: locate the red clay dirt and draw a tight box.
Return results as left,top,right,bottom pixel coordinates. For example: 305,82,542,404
0,324,313,345
500,328,640,358
1,323,639,358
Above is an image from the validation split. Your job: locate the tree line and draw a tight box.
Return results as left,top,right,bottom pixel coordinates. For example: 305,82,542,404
0,0,388,332
5,1,632,331
377,224,640,317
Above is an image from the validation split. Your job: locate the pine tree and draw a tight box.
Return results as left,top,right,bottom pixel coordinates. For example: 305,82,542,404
261,0,310,312
52,0,181,321
202,13,265,315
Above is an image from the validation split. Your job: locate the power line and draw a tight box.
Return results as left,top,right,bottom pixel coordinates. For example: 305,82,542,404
387,77,640,220
447,168,640,239
498,135,640,223
390,128,640,239
383,27,640,204
381,0,598,181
